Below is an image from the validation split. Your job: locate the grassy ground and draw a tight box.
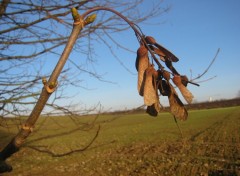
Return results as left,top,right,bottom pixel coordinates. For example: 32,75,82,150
0,106,239,175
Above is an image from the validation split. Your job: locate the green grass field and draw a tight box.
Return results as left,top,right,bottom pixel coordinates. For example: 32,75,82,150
1,106,240,175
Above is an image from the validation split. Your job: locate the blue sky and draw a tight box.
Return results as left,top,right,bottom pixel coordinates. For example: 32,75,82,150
4,0,237,113
65,0,240,111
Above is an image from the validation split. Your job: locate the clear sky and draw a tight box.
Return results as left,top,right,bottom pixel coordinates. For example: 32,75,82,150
64,0,240,112
1,0,240,116
14,0,235,113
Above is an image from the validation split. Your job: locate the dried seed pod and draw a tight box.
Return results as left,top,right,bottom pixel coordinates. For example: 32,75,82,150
154,99,161,113
145,36,156,45
162,70,171,81
168,83,188,120
165,60,180,75
155,43,179,62
146,104,158,117
144,67,161,116
153,87,161,116
158,79,170,96
143,66,158,106
172,75,194,104
145,35,179,62
136,45,150,96
181,75,189,87
149,45,166,62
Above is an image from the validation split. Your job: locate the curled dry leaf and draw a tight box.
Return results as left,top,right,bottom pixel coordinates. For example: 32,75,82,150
172,75,194,104
168,82,188,120
136,45,150,96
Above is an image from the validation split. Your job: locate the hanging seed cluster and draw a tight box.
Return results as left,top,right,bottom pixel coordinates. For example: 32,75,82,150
135,36,194,120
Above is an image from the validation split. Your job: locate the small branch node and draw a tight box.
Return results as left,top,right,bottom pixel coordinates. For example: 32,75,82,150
42,77,58,93
21,124,34,133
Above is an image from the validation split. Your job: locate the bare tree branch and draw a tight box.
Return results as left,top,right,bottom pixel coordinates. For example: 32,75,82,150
0,0,167,119
192,48,220,81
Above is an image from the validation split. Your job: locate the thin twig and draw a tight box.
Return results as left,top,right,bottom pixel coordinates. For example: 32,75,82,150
173,115,183,139
192,48,220,81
